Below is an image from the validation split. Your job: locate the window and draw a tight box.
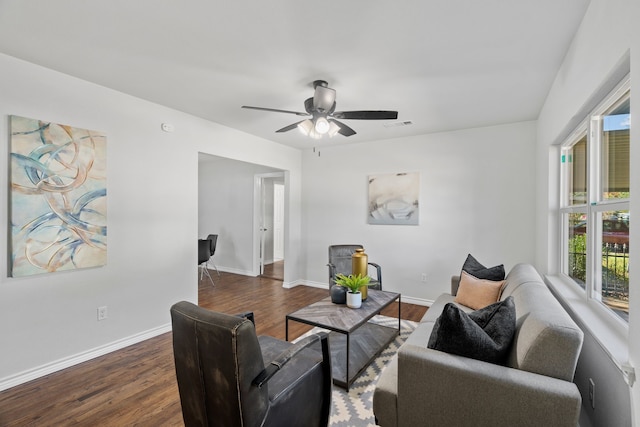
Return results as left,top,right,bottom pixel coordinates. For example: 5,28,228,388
560,78,630,322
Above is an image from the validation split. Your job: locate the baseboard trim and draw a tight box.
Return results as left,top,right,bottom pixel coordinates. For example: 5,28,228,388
216,266,254,276
0,323,171,392
401,295,433,307
281,280,299,289
293,280,328,289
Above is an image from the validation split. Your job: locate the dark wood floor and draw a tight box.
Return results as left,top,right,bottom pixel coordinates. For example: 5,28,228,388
0,270,427,426
260,259,284,280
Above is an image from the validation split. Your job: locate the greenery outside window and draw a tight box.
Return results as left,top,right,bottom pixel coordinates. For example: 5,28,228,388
560,78,630,322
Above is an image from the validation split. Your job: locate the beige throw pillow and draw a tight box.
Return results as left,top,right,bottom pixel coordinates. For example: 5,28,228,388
454,271,505,310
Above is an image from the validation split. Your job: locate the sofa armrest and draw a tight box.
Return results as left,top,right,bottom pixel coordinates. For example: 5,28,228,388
451,275,460,295
397,344,581,427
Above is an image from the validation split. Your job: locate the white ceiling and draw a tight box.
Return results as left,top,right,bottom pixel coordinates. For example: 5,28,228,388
0,0,590,149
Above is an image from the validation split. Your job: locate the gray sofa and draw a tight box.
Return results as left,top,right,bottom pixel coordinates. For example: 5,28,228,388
373,263,584,427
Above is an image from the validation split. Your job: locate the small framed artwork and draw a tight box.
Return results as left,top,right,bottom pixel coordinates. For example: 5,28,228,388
368,172,419,225
9,115,107,277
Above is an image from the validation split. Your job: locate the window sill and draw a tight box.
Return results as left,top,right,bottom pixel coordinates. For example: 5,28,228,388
545,275,629,374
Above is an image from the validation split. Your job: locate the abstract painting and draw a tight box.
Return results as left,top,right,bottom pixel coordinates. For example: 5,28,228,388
9,115,107,277
368,172,419,225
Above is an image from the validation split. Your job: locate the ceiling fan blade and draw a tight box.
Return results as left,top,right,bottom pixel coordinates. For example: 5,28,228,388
276,120,305,133
313,85,336,112
329,119,357,137
332,110,398,120
242,105,308,116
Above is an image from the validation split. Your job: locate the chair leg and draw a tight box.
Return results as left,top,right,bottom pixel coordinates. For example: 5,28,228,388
207,260,221,276
199,264,215,286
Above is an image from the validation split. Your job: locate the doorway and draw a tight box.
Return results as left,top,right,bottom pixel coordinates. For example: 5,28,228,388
255,173,285,281
198,153,286,289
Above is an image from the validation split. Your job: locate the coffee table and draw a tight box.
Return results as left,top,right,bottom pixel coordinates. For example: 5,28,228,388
286,289,401,390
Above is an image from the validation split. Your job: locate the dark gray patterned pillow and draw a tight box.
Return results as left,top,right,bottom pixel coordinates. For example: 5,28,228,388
461,253,505,281
427,296,516,365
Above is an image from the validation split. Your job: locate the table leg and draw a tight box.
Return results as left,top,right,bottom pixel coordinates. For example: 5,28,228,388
398,295,401,334
346,332,350,391
285,317,289,341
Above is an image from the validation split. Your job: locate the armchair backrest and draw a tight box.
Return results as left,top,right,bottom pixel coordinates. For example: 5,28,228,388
328,244,363,286
170,301,269,427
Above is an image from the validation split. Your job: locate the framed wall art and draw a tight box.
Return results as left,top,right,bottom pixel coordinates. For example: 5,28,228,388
368,172,419,225
9,115,107,277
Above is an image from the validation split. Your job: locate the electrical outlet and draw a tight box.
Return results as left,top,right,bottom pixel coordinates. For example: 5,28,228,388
421,273,427,282
97,306,108,321
589,378,595,409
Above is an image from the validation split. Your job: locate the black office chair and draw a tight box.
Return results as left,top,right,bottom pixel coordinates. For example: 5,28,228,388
206,234,220,276
327,244,382,289
198,239,214,286
170,301,332,427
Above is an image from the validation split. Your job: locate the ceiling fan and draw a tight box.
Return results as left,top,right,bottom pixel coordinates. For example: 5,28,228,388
242,80,398,139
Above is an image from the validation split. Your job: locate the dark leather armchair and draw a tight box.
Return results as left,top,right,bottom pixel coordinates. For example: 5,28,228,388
170,301,332,427
327,244,382,290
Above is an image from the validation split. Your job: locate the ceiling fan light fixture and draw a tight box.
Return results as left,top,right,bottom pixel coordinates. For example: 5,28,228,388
328,121,341,137
242,80,397,139
314,117,330,134
297,119,314,135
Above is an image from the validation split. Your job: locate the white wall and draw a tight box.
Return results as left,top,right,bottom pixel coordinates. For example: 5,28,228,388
0,53,303,389
300,121,537,304
536,0,637,424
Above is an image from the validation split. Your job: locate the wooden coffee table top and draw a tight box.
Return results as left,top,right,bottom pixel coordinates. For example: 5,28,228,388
286,289,400,334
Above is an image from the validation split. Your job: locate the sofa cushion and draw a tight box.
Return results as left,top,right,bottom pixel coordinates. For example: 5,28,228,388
461,253,505,281
454,271,505,310
427,297,516,365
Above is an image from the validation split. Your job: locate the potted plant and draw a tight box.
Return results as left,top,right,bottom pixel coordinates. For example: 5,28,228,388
334,273,371,308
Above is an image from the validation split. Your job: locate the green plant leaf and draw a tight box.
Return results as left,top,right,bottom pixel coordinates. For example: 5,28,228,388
334,273,371,293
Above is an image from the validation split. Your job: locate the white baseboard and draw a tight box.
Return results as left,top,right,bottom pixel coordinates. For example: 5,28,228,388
400,295,433,307
0,323,171,392
216,266,254,276
281,280,298,289
293,280,328,289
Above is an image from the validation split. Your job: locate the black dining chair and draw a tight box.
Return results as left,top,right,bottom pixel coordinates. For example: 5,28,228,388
198,239,214,286
206,234,220,276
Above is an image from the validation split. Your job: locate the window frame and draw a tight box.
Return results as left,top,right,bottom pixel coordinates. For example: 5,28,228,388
559,75,630,325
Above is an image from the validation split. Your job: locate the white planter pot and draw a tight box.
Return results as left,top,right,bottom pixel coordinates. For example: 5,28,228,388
346,292,362,308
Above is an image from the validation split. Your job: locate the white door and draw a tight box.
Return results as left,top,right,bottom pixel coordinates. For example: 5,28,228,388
259,179,267,275
273,183,284,260
254,172,285,277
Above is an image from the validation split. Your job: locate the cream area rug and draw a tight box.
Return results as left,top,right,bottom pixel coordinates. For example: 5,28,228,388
296,315,418,427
